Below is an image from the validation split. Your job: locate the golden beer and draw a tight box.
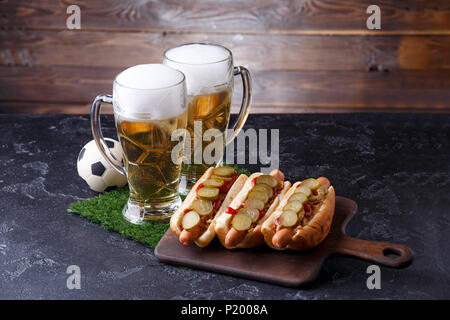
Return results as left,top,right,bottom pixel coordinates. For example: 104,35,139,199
183,88,232,182
91,64,188,224
163,43,252,190
116,114,187,207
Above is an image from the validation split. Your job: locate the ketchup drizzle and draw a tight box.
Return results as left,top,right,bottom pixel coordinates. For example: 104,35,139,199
225,207,237,215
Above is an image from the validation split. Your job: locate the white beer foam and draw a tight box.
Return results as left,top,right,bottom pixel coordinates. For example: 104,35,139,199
164,44,233,96
113,64,186,120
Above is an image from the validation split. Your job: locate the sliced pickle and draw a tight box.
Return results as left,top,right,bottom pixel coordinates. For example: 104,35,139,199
182,211,201,230
248,190,269,203
213,166,235,177
256,175,278,188
284,200,303,213
253,183,273,198
295,185,311,197
197,187,219,200
280,210,298,227
211,174,232,181
289,193,308,204
192,199,213,216
231,214,252,231
238,207,259,223
309,186,326,201
203,178,224,188
302,178,321,190
245,199,265,211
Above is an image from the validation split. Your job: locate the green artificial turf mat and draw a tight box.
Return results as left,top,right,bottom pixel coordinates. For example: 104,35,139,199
68,187,171,249
68,164,251,249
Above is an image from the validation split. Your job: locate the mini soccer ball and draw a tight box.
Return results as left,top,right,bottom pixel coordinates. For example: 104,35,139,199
77,138,127,192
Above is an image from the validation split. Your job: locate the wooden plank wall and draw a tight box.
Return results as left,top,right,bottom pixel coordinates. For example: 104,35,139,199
0,0,449,114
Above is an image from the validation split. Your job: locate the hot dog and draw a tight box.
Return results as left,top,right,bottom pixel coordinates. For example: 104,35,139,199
262,177,335,250
272,227,294,249
224,227,247,247
215,169,291,249
170,166,248,247
179,226,201,246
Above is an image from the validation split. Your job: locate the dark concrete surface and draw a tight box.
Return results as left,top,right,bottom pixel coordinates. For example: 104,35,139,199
0,114,449,299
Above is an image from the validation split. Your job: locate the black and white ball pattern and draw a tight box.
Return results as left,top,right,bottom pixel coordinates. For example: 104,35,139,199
77,138,127,192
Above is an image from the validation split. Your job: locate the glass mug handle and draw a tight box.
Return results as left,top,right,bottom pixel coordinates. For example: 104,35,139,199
90,94,126,176
225,66,252,145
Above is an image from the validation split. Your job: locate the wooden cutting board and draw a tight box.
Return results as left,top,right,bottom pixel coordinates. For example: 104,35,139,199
155,196,413,287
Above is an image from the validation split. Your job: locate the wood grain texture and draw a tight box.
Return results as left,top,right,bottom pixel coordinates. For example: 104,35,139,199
1,30,448,71
0,0,448,113
155,197,413,287
1,66,448,110
1,0,449,33
2,102,450,115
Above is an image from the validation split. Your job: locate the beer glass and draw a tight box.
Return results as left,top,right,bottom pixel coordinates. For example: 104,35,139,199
163,43,252,190
90,64,188,224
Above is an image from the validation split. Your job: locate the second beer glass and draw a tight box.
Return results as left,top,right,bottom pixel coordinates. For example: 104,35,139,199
163,43,252,190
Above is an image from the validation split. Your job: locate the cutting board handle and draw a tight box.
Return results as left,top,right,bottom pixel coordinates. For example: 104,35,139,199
333,235,413,268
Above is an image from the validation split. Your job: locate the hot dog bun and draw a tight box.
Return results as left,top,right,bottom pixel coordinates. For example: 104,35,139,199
170,167,248,247
262,177,335,250
215,170,291,249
